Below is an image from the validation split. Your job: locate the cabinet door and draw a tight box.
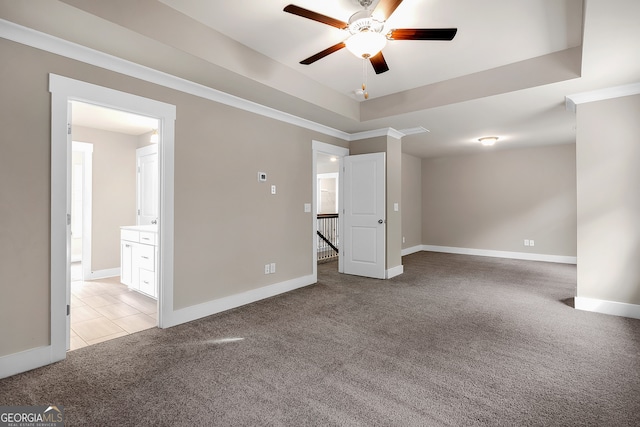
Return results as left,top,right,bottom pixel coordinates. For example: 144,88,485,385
121,241,133,286
139,268,156,297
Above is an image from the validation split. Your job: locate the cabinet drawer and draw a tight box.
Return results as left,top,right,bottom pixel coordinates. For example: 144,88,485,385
121,229,139,243
139,232,156,245
137,244,155,271
139,268,156,297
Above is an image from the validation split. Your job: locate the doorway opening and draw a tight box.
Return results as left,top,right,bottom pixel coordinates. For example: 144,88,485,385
312,141,348,280
69,101,160,350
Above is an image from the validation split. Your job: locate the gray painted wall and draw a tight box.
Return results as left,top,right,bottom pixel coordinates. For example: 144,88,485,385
73,126,137,272
421,144,577,256
576,94,640,305
401,153,422,250
0,38,346,356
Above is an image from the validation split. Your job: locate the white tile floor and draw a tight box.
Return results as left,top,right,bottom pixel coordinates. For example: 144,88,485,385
70,264,157,350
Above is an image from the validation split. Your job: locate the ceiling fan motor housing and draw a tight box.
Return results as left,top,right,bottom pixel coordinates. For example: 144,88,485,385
348,10,385,35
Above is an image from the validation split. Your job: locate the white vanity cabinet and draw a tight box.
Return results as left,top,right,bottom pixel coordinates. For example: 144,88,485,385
120,226,158,299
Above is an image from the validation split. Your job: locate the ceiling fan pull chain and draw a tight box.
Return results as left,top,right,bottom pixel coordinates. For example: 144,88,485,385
362,58,369,99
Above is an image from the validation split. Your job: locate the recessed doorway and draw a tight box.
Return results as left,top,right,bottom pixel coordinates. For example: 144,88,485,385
68,101,160,350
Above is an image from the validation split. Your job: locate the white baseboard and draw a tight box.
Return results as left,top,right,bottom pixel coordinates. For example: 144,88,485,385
401,245,423,257
0,345,63,380
87,268,120,280
421,245,577,264
386,265,404,279
167,274,316,327
575,297,640,320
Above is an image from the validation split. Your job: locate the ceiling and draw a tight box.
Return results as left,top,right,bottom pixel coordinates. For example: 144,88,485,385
2,0,639,158
158,0,583,100
71,101,159,135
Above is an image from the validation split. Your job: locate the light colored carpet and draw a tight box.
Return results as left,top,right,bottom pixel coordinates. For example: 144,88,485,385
2,252,640,426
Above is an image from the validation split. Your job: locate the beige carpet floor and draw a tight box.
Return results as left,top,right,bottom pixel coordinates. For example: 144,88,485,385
1,252,639,426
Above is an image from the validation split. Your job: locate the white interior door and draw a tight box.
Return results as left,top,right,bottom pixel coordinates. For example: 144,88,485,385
343,152,386,279
137,145,158,225
66,102,72,351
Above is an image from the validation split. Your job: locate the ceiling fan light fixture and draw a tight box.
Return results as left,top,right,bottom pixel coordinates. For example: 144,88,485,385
478,136,498,146
345,30,387,59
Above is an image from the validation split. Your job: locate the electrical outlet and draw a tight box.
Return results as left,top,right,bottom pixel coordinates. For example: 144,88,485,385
264,264,270,274
524,239,530,246
271,185,277,195
530,240,535,247
270,263,276,274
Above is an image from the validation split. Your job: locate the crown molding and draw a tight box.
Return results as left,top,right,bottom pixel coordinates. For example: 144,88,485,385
566,82,640,112
349,127,405,141
0,19,422,144
0,19,355,140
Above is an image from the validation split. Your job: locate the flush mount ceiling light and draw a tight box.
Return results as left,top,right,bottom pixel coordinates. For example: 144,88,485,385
478,136,498,146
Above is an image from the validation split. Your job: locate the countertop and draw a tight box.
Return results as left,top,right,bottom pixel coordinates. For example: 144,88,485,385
120,225,158,233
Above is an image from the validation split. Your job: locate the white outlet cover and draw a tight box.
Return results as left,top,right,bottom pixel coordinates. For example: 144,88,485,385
530,240,535,247
270,263,276,273
271,185,276,194
258,172,267,182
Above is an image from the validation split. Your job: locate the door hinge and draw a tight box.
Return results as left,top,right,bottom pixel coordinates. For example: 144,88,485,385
67,213,71,225
67,123,72,135
67,304,70,316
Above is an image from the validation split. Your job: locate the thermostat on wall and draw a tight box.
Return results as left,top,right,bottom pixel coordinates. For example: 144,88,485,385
258,172,267,182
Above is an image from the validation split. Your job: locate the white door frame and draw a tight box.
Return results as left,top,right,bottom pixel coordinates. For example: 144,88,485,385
50,74,176,363
71,141,93,280
312,141,349,280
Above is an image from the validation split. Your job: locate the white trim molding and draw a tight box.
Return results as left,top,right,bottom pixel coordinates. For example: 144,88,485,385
87,268,120,280
401,245,423,257
0,346,54,379
575,297,640,320
0,19,427,143
421,245,577,264
565,82,640,112
386,265,404,279
168,275,316,327
46,74,176,380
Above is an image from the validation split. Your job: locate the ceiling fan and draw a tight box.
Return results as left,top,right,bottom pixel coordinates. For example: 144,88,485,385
284,0,458,75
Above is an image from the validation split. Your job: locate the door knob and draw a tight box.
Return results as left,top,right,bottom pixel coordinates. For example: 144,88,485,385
378,219,384,224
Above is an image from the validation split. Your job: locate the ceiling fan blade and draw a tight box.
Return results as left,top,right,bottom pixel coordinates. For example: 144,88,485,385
300,42,346,65
369,51,390,74
283,5,348,29
373,0,404,21
387,28,458,41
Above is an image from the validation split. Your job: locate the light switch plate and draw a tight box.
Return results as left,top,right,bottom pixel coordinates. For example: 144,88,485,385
304,203,311,212
394,203,399,212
